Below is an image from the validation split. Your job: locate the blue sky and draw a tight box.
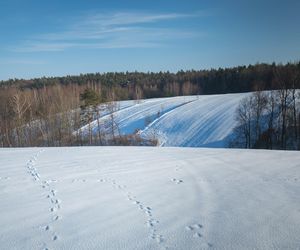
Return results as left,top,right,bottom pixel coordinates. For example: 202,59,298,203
0,0,299,80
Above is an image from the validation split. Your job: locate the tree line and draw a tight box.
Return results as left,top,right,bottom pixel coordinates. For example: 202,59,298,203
0,84,157,147
2,62,300,97
231,65,300,150
0,62,299,147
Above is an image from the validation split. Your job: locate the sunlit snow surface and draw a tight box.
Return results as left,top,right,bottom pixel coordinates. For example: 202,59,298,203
79,93,251,147
0,147,299,249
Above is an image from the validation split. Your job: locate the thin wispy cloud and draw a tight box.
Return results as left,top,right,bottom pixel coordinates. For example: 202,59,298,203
12,11,205,52
82,12,193,27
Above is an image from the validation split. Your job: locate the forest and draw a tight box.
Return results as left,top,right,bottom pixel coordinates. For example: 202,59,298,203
0,62,299,148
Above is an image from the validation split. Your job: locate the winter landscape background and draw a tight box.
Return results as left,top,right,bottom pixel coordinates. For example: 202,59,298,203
1,0,300,249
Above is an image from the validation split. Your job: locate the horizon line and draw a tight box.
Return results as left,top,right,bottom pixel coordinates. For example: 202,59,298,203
1,60,299,82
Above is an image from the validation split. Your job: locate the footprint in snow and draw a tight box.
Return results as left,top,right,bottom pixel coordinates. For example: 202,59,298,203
51,190,57,196
194,224,203,229
185,223,211,246
185,223,203,236
185,223,203,231
50,207,56,212
171,178,183,184
108,178,165,247
151,234,163,243
53,215,59,221
146,219,159,227
193,232,202,238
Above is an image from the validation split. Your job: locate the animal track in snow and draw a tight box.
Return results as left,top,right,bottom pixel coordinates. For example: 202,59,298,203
26,150,44,181
45,186,61,245
153,233,163,243
185,226,193,231
185,223,213,247
185,223,203,232
171,178,183,184
97,179,106,183
194,224,203,229
146,218,159,227
193,232,202,238
107,178,167,247
50,207,56,213
25,149,61,247
72,178,87,183
51,189,57,196
131,198,165,246
53,215,59,221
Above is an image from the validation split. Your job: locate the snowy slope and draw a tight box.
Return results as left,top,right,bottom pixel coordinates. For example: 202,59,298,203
141,93,250,147
1,147,299,249
79,93,251,147
80,96,198,136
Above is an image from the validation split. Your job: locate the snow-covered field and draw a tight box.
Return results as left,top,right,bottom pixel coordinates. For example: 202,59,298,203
1,147,299,249
80,93,251,147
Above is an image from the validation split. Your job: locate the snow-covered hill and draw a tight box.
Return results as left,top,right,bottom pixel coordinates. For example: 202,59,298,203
0,147,299,249
79,93,251,147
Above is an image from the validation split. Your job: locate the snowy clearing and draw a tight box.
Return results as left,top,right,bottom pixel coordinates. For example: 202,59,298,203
79,93,251,147
0,147,299,249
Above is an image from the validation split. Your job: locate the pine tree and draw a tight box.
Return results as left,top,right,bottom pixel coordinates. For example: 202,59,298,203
80,88,101,145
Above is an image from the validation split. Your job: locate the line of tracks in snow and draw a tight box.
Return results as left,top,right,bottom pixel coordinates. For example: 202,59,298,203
24,149,212,249
25,149,61,250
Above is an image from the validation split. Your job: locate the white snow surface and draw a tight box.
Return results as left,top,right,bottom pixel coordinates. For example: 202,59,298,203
79,93,251,147
1,147,299,249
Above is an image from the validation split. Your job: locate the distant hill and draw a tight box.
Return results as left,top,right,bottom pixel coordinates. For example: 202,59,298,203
78,93,250,147
1,62,299,148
